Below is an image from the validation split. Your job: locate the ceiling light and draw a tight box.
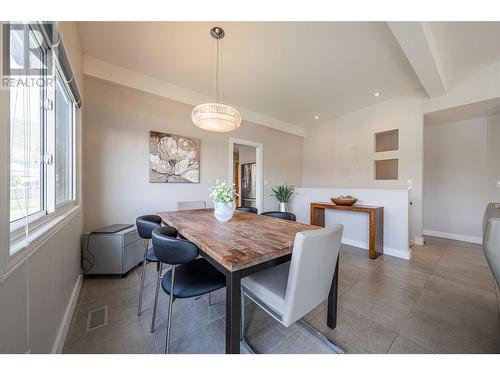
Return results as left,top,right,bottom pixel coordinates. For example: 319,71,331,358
373,91,381,97
192,27,241,132
314,115,319,120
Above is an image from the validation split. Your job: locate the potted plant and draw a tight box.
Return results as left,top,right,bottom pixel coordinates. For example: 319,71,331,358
271,183,295,212
209,180,238,223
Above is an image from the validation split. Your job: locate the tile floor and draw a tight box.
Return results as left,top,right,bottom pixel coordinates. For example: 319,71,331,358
63,237,500,354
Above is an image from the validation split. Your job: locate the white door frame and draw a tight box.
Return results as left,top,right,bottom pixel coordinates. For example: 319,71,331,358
228,138,264,213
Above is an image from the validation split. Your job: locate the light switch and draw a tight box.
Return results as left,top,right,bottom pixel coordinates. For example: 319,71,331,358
264,179,268,186
407,179,413,190
497,181,500,188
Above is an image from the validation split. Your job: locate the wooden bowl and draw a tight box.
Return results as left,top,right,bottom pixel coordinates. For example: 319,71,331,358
331,197,358,206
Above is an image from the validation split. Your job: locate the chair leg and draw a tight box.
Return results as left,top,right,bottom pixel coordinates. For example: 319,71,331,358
150,262,163,333
240,290,258,354
208,292,213,306
165,265,176,354
137,239,149,316
240,290,245,338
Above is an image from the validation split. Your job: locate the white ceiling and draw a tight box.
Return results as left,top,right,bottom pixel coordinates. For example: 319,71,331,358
77,21,500,131
424,97,500,126
430,22,500,87
77,22,421,129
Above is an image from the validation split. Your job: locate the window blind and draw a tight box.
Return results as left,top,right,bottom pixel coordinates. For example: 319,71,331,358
34,22,82,108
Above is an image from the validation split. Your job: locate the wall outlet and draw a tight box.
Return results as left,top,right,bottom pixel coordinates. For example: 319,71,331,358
407,179,413,190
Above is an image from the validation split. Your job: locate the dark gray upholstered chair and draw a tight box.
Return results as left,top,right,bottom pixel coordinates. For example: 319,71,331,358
236,206,258,214
261,211,296,221
135,215,178,333
152,227,225,353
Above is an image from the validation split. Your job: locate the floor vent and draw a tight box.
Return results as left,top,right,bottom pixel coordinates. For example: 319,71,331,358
86,306,108,332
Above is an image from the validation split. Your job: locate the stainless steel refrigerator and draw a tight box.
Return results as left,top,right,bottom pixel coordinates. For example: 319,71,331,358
240,162,256,208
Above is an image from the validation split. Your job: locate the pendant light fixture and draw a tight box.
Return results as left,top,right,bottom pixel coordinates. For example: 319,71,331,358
192,26,241,132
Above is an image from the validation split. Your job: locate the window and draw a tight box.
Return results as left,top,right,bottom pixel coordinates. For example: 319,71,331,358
7,22,77,255
9,24,46,223
55,70,74,205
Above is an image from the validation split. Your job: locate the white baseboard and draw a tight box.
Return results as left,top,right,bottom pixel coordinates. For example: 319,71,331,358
342,238,368,250
51,273,83,353
384,247,411,260
414,237,425,246
341,239,410,260
423,229,483,245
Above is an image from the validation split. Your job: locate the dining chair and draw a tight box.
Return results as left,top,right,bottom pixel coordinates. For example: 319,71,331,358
236,206,258,214
151,227,226,353
135,215,178,333
241,224,344,353
176,200,207,211
176,200,207,263
261,211,296,221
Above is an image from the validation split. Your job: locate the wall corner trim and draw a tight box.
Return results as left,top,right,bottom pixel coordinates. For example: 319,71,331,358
51,273,83,353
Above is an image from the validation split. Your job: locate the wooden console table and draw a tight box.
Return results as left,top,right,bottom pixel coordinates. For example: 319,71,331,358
310,202,384,259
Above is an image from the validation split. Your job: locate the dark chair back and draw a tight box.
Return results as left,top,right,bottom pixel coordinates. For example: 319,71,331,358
152,227,199,265
236,207,258,214
261,211,296,221
136,215,163,239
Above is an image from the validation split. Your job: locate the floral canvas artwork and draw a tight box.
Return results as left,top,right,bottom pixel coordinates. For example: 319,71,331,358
149,131,200,183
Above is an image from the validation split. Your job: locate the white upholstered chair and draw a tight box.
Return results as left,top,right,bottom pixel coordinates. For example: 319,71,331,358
241,224,344,352
176,200,207,211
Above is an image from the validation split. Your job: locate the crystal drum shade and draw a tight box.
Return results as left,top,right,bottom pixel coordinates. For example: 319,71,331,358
191,102,241,132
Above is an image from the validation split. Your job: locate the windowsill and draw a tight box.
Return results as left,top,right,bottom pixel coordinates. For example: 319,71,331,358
1,204,81,281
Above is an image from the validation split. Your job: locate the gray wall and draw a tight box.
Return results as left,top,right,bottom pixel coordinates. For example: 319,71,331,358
0,214,83,353
83,77,303,231
423,115,500,240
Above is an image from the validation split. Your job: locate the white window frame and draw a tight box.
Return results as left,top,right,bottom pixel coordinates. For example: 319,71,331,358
0,21,11,279
0,22,80,280
8,23,48,227
54,64,76,208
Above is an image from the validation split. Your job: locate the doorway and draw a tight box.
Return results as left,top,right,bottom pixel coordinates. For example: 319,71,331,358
228,138,264,213
423,101,500,245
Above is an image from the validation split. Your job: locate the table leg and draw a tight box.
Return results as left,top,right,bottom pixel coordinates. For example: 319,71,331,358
327,255,339,329
225,271,242,354
311,206,325,227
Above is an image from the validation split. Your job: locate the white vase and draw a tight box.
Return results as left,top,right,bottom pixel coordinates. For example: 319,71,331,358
214,201,236,223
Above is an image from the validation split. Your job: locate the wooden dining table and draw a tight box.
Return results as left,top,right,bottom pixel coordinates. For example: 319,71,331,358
158,209,340,354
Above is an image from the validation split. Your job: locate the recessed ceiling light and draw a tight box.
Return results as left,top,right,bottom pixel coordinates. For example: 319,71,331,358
373,91,381,97
314,115,319,120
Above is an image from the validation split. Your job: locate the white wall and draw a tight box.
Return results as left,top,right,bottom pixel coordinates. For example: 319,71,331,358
302,93,425,244
237,144,256,165
0,22,84,353
290,187,410,259
423,115,500,243
83,77,303,231
423,59,500,115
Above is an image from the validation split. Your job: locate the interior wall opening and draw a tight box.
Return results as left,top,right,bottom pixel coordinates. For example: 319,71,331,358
423,103,500,244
